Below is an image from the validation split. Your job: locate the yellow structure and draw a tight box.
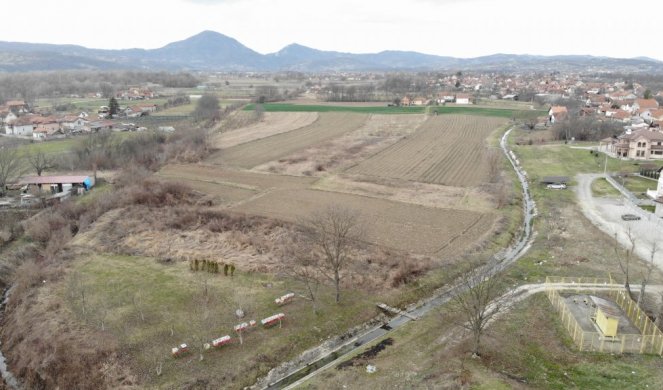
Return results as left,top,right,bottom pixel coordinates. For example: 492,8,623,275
592,296,620,337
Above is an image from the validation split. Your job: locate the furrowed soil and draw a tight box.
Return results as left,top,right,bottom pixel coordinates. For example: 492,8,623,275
209,112,368,169
253,114,428,176
347,115,507,187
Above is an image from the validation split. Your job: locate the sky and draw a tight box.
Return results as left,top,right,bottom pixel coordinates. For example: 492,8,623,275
2,0,662,60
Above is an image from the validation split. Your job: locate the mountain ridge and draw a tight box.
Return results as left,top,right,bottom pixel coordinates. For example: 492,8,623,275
0,30,661,73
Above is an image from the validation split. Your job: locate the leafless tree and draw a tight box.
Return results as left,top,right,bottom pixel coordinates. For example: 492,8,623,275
189,287,219,361
637,242,658,308
26,149,53,176
301,205,364,304
450,257,506,356
0,146,23,197
615,228,637,301
281,233,321,313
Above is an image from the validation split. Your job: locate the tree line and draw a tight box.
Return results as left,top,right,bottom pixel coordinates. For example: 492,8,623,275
0,71,200,103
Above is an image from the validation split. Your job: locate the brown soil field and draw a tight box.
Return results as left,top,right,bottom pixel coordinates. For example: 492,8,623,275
208,112,368,169
212,112,319,148
158,164,498,256
254,114,427,176
313,174,495,213
230,188,497,256
346,115,506,187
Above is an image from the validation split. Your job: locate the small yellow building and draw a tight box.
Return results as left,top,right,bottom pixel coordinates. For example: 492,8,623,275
592,296,620,337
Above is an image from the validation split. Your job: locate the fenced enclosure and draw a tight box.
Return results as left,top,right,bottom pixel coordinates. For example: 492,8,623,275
545,277,663,356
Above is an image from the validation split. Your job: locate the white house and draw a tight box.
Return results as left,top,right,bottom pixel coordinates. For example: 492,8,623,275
9,121,34,136
455,94,472,104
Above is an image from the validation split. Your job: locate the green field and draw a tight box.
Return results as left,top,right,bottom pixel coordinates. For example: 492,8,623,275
591,177,621,197
244,103,545,118
67,253,376,388
617,175,657,197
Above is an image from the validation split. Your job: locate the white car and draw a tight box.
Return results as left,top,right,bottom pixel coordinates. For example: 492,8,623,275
546,183,567,190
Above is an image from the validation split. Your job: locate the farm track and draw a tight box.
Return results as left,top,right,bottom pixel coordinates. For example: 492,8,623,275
209,113,368,168
347,115,506,187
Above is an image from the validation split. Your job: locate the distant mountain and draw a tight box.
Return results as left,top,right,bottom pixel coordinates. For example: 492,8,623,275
0,31,662,73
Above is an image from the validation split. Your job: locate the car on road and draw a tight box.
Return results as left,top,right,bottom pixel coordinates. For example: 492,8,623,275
621,214,641,221
546,183,567,190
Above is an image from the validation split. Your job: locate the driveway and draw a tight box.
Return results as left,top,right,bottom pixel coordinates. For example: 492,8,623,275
576,173,663,268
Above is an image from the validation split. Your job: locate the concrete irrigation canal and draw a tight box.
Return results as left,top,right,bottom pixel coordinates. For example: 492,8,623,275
255,126,537,389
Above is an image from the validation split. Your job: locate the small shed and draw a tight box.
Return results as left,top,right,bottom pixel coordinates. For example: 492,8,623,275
540,176,570,185
591,296,620,337
18,175,94,194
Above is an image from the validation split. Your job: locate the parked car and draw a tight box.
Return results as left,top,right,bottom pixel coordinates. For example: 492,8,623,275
621,214,641,221
546,183,567,190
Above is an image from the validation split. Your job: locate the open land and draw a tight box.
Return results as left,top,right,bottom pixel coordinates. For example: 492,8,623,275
347,115,507,187
209,112,369,168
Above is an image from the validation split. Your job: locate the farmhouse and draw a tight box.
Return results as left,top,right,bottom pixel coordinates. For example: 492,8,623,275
7,117,35,136
548,106,568,123
455,93,472,104
18,175,94,195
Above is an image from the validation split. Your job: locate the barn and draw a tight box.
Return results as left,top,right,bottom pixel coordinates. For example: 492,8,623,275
18,175,94,195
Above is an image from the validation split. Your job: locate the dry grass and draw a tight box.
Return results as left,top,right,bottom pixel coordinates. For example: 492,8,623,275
208,112,368,168
253,114,427,176
313,174,495,213
213,112,319,148
347,115,507,187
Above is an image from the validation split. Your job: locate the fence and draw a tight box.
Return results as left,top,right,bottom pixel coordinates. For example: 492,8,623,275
545,278,663,356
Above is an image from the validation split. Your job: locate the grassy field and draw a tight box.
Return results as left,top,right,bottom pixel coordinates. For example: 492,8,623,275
617,175,657,198
346,115,507,187
591,177,621,197
245,103,545,118
64,253,377,389
512,144,639,180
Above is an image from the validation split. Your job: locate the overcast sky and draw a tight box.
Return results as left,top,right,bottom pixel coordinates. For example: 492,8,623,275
3,0,661,60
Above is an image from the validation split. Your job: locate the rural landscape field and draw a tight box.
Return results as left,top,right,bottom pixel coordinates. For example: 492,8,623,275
3,1,663,388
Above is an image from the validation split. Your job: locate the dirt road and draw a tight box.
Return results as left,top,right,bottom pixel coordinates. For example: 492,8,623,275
575,173,663,268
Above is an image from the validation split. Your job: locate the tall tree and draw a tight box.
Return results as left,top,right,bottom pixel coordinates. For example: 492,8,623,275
0,146,23,197
192,94,220,124
26,149,52,176
301,205,364,303
108,97,120,118
451,257,507,356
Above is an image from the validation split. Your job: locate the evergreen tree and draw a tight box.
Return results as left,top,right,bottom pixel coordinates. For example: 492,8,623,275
108,97,120,118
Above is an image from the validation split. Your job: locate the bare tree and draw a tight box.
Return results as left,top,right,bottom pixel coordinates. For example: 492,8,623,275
637,242,658,308
301,205,364,304
450,257,506,356
615,229,637,301
189,287,219,361
26,149,53,176
281,233,321,313
0,146,23,197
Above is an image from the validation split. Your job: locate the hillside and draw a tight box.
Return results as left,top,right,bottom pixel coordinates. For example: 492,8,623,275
0,30,662,73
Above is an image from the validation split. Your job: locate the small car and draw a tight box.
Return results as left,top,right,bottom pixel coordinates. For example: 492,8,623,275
546,183,567,190
621,214,641,221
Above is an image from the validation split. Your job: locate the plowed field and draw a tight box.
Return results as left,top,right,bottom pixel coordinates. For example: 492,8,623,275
213,112,319,148
209,112,368,168
347,115,506,187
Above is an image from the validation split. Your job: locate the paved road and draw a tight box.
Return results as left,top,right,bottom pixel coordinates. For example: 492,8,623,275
575,173,663,269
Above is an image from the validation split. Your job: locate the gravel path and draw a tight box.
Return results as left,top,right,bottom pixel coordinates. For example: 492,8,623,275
575,173,663,268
